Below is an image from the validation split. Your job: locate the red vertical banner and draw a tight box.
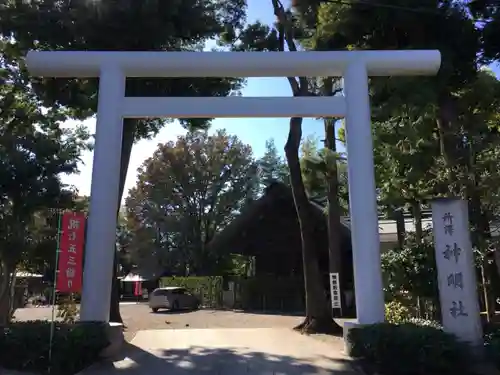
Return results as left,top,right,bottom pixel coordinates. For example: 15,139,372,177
134,281,142,296
56,211,86,293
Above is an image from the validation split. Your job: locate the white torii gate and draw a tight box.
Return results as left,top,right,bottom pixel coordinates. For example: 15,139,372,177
26,50,441,325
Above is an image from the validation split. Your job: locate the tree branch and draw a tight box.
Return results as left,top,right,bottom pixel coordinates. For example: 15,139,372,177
272,0,308,95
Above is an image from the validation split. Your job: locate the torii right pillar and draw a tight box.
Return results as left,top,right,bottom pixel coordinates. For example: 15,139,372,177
343,61,385,325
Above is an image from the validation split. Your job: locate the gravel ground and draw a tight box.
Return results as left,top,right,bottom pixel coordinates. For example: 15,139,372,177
14,303,308,341
120,305,305,341
11,303,347,374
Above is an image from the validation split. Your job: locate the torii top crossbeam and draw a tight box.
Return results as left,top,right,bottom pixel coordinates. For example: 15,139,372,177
26,50,441,78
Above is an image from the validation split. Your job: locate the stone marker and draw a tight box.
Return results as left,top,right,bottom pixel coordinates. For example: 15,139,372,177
431,198,483,347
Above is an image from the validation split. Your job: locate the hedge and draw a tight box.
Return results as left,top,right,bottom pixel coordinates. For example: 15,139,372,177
0,320,108,375
160,276,223,308
347,322,472,375
484,323,500,370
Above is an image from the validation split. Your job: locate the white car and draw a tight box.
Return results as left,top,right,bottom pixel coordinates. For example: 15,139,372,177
148,287,200,313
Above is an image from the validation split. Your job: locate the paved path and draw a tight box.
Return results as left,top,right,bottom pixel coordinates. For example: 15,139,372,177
81,328,358,375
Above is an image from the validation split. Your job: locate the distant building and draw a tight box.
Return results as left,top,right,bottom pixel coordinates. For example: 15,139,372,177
208,182,355,314
341,212,434,252
355,211,500,252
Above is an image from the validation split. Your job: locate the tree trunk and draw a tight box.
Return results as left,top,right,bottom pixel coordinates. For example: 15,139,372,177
0,293,11,327
285,117,341,334
0,259,15,326
324,119,346,319
109,254,122,323
436,93,459,194
109,119,136,323
468,188,495,321
393,209,406,249
411,201,423,243
494,249,500,285
479,263,491,323
411,201,428,317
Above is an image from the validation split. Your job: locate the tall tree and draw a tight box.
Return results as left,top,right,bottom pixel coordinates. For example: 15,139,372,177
290,6,350,321
294,0,478,187
326,0,500,315
471,0,500,62
293,0,500,322
0,42,91,323
125,130,257,276
300,136,327,200
223,0,341,333
116,208,134,277
300,135,348,213
257,138,290,188
1,0,247,322
300,132,349,316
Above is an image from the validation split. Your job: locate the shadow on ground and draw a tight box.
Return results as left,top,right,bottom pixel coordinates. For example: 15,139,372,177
231,309,305,317
150,309,197,315
84,342,356,375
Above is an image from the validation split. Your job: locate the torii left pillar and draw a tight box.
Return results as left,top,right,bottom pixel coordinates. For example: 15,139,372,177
79,66,125,322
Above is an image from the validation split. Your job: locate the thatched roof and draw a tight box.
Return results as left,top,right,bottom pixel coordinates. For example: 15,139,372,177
208,182,351,256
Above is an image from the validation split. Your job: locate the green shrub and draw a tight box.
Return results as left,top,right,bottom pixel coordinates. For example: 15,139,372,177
385,301,411,324
348,322,472,375
406,317,442,329
0,320,109,375
484,323,500,370
161,276,223,308
56,295,79,323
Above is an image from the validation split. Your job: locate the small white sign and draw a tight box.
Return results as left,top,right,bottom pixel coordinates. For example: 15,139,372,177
431,198,483,346
329,272,341,309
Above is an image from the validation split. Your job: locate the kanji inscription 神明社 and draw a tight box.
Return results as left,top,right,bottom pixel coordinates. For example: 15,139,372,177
431,198,483,345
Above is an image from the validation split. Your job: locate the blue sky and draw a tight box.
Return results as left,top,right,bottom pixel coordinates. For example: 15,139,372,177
60,0,500,201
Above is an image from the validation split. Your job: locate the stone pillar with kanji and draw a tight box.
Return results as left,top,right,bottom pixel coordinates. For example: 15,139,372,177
431,198,483,347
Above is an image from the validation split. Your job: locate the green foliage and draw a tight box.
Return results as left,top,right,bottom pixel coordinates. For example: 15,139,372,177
226,254,254,277
300,136,327,199
385,301,411,324
126,130,258,276
257,138,290,189
472,1,500,61
370,69,500,217
484,324,500,370
372,112,442,211
385,302,442,328
0,45,91,265
160,276,223,308
56,295,79,324
0,0,246,132
348,323,472,375
116,209,135,276
312,0,500,268
405,318,442,330
0,321,108,375
299,135,348,213
313,1,478,86
381,230,439,304
0,0,250,324
0,39,91,323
